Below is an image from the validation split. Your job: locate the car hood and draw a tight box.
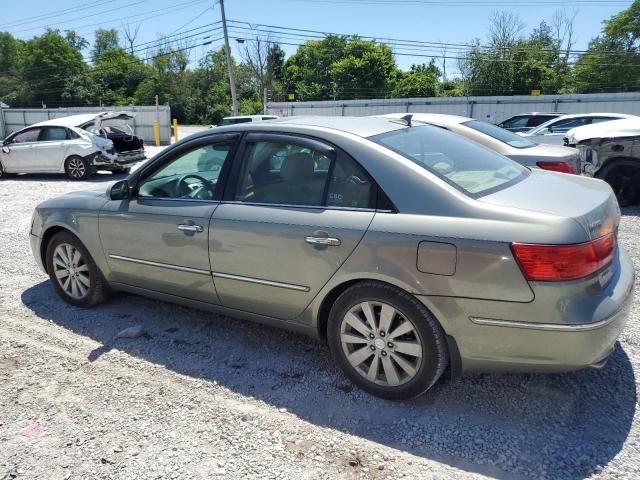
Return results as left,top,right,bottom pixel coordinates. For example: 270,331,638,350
566,118,640,145
479,169,620,241
37,188,110,211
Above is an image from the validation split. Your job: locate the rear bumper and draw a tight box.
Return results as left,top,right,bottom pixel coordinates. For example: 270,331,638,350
420,246,635,374
92,149,145,169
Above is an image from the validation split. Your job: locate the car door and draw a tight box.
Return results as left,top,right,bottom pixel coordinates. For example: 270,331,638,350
1,127,41,173
98,133,238,303
34,126,71,172
210,133,376,320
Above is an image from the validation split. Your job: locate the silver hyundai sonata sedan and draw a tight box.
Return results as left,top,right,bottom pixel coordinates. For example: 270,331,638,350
29,116,635,400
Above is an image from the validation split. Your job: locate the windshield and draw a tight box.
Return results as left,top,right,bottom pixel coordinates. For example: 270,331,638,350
370,125,528,196
463,120,536,149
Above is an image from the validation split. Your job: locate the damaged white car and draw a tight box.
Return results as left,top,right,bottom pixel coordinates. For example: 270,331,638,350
0,112,146,180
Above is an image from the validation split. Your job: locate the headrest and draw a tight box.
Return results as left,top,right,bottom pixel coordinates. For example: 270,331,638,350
280,152,314,183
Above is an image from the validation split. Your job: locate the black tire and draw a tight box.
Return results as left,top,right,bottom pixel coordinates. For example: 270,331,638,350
64,155,94,180
327,281,448,400
0,161,5,178
597,159,640,208
45,231,111,308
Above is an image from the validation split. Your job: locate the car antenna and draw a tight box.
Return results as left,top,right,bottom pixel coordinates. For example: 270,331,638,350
401,114,413,127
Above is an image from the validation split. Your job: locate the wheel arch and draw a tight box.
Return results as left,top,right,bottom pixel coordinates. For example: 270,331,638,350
40,225,76,274
595,155,640,179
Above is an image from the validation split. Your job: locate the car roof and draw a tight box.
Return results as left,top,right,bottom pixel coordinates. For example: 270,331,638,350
509,112,564,116
550,112,634,120
222,115,278,120
227,116,408,138
32,113,99,128
375,112,471,126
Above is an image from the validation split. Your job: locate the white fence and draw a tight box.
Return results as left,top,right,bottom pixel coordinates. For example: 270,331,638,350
0,105,172,144
267,92,640,123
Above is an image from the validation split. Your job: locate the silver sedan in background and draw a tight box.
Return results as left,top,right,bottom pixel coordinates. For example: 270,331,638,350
29,116,635,399
378,113,581,173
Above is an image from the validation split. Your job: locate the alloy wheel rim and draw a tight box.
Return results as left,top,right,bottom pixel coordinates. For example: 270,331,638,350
53,243,90,299
68,158,85,178
340,301,423,387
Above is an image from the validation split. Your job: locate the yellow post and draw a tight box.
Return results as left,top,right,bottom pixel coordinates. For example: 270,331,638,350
172,118,179,142
153,120,160,146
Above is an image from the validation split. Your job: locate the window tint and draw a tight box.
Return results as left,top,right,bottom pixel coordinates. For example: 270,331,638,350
463,120,536,149
10,128,40,143
371,125,528,196
41,127,69,141
528,115,557,127
500,116,529,129
327,155,373,209
235,139,374,208
138,142,233,199
591,117,619,124
236,140,329,206
548,117,589,133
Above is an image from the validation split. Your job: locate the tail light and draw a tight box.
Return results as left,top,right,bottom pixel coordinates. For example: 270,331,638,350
536,161,577,174
511,233,616,281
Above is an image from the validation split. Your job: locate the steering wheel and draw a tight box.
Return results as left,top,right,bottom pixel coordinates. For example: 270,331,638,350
176,174,215,199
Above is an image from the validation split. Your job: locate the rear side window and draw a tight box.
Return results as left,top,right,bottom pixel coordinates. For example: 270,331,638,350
235,139,373,208
10,128,40,143
371,125,528,196
40,127,69,141
528,115,557,127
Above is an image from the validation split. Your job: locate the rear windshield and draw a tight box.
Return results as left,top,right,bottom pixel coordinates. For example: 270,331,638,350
370,125,528,196
463,120,536,149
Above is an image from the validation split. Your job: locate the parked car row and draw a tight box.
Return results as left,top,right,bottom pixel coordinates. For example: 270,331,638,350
0,111,146,180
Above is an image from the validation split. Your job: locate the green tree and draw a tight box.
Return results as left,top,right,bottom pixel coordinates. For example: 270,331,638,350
92,28,120,60
575,1,640,92
391,61,440,98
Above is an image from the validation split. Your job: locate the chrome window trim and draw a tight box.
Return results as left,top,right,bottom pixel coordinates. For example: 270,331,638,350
136,196,221,204
108,254,211,276
212,271,310,292
221,200,377,213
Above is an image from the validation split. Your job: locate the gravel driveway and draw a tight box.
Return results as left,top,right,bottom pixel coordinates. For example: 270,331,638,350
1,168,639,480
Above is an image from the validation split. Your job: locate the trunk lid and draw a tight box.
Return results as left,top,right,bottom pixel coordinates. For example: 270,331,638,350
479,169,620,241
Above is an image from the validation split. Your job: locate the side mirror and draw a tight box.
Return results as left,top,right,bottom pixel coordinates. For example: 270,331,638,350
1,145,9,154
110,180,130,200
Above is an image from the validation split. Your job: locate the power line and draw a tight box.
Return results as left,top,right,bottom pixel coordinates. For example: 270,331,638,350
0,0,115,28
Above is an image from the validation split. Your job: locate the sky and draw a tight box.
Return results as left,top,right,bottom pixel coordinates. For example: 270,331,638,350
0,0,634,75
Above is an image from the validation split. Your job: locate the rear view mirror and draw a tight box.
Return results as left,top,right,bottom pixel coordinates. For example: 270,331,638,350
1,145,9,154
110,180,130,200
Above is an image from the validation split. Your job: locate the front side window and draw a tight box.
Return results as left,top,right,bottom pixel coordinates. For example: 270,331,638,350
138,142,233,200
235,139,373,208
370,125,528,196
40,127,69,141
547,117,589,133
10,128,41,144
463,120,536,149
500,116,528,129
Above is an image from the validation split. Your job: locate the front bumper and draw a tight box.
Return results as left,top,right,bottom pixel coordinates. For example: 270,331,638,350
30,233,46,274
421,246,636,374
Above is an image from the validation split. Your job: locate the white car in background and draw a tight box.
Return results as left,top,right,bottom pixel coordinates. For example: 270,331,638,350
0,112,144,180
377,113,581,173
517,113,635,145
210,115,279,128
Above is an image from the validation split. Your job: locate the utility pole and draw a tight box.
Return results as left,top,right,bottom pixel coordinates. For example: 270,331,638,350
219,0,238,115
263,87,268,114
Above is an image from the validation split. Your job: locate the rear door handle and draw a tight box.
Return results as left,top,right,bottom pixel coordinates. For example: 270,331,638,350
305,236,341,246
178,224,204,233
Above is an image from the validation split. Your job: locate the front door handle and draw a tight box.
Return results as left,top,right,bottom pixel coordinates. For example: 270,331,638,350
305,236,341,246
178,224,204,233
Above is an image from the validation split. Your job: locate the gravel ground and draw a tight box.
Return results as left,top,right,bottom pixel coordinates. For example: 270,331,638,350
1,158,639,479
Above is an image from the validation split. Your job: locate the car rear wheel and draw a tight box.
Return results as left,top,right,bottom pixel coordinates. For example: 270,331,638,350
45,231,111,307
327,281,448,400
64,155,93,180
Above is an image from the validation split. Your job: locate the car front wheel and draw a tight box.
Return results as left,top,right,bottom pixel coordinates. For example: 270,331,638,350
46,231,111,307
327,281,448,400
